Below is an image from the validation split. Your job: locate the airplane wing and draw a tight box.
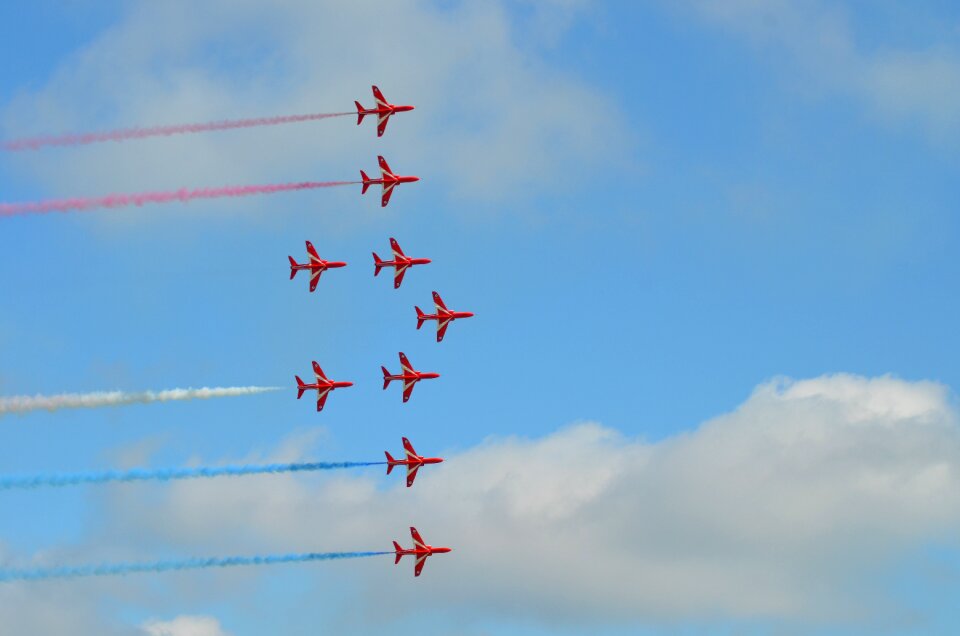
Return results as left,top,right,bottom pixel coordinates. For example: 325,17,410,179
377,113,390,137
389,237,406,258
402,437,417,458
433,291,448,312
372,85,389,108
399,352,414,374
316,387,331,412
309,269,322,292
312,362,329,382
305,241,321,263
410,527,426,548
414,554,428,577
381,182,395,207
402,379,416,403
436,318,451,343
378,155,395,178
406,463,420,487
393,264,408,289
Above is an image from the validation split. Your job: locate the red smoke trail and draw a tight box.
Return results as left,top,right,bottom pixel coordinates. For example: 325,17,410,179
2,112,353,151
0,181,358,217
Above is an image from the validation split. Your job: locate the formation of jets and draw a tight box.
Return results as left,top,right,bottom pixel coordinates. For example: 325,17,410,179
393,527,451,577
290,87,454,576
385,437,443,487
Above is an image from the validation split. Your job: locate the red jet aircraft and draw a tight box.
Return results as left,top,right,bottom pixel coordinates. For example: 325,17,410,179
354,85,414,137
416,291,475,343
393,527,451,577
385,437,443,487
295,362,353,412
360,156,419,207
381,352,439,403
288,241,347,292
373,238,431,289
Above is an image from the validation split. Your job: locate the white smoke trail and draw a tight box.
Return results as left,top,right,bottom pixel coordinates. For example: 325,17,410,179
0,386,281,416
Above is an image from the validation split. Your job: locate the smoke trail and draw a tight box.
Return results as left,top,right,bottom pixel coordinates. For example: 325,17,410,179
0,181,357,217
0,461,387,490
0,386,280,416
2,112,353,151
0,551,391,582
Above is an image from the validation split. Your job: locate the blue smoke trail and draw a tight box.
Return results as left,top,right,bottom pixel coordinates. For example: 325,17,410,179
0,461,386,490
0,551,392,582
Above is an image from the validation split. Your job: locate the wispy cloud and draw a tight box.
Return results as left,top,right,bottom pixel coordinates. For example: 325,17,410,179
687,0,960,140
0,0,626,215
141,615,230,636
99,374,960,628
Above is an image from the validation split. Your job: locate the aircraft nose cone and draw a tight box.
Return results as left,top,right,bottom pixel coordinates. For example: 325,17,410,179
343,381,354,387
465,312,475,318
424,258,432,264
437,458,444,463
411,176,420,182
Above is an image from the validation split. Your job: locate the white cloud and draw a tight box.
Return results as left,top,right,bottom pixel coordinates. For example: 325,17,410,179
687,0,960,140
98,373,960,630
0,542,128,636
141,616,230,636
1,0,624,220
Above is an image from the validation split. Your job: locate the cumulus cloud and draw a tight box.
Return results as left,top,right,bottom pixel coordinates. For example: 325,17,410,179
1,0,624,215
687,0,960,140
141,616,231,636
96,373,960,630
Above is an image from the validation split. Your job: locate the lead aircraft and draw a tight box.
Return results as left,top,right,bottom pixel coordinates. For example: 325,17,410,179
354,85,414,137
385,437,443,487
393,527,451,577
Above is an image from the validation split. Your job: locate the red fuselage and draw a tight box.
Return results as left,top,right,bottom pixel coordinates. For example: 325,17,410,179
381,255,431,268
359,104,415,117
387,455,444,469
395,545,452,558
386,370,440,382
302,379,353,391
422,309,474,322
290,260,347,273
363,173,420,188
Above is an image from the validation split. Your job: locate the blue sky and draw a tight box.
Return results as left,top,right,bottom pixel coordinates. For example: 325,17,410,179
1,1,959,634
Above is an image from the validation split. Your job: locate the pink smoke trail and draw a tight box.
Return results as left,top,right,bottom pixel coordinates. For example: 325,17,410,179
0,181,358,217
2,112,353,151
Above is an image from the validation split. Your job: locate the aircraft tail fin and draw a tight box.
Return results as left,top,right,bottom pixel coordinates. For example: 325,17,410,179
355,101,365,125
393,542,403,564
373,252,384,276
381,366,392,390
385,451,395,473
288,256,299,279
295,376,306,400
360,170,371,194
415,306,425,329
